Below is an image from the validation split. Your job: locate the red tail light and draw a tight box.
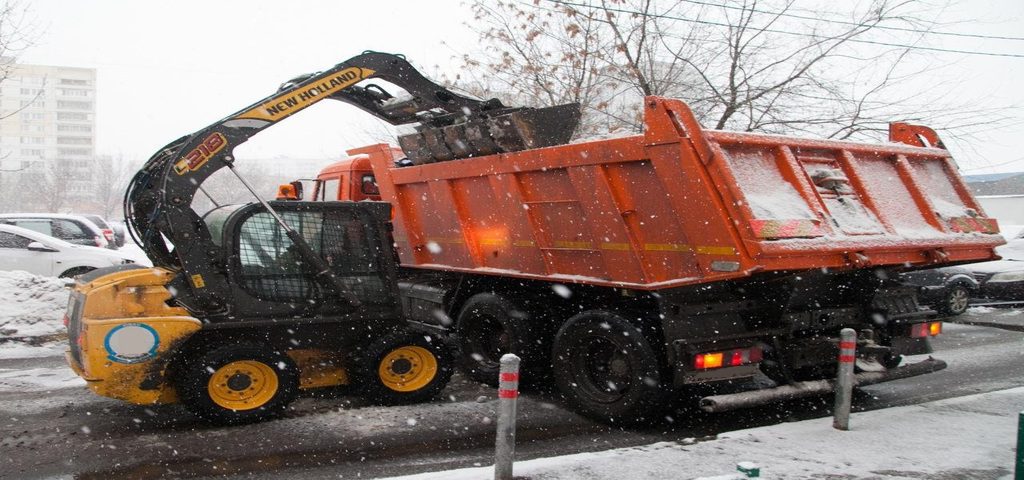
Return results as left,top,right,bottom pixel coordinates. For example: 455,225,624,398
911,321,943,338
102,229,115,242
694,346,763,370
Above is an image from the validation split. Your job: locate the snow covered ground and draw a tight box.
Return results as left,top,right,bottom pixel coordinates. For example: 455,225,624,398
382,387,1021,480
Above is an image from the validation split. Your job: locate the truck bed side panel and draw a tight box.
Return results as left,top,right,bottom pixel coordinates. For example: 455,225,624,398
372,97,1001,289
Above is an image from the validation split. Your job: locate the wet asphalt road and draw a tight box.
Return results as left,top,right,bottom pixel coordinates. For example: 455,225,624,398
1,321,1022,480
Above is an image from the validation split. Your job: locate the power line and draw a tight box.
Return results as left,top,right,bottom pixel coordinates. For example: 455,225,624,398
543,0,1024,59
676,0,1024,42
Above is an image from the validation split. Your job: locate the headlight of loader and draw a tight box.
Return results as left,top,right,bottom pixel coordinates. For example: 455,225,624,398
988,271,1024,283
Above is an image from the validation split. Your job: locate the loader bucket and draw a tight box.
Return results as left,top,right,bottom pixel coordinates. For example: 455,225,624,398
398,103,580,164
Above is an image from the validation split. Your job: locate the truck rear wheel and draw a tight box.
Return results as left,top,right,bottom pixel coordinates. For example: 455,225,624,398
178,343,300,425
552,311,669,425
355,331,453,405
455,293,539,386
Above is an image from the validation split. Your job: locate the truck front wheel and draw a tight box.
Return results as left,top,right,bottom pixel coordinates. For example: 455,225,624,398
178,343,300,425
552,311,669,425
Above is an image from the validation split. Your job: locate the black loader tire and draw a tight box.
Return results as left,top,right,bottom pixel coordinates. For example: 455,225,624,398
938,284,971,316
455,293,541,386
354,330,453,405
177,343,299,425
552,310,669,426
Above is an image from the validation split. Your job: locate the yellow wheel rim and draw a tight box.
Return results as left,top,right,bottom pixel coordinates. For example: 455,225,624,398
207,360,279,411
377,346,438,392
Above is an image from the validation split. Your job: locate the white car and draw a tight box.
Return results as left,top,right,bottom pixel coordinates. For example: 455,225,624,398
0,224,134,278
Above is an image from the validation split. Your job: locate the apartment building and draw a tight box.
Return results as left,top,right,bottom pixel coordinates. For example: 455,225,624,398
0,59,96,202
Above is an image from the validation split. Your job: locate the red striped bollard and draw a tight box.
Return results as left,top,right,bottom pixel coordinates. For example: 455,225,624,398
833,328,856,430
495,354,520,480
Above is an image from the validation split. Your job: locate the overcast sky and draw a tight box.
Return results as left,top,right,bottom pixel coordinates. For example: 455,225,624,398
16,0,1024,173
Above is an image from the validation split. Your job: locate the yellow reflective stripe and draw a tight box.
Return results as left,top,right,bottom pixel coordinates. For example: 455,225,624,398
553,241,593,249
643,243,690,252
600,242,631,251
512,240,535,247
695,246,738,256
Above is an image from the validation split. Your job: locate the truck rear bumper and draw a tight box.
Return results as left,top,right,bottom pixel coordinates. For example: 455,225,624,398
699,357,947,413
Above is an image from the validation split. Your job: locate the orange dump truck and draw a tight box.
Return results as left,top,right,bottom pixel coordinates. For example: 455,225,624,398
317,96,1002,423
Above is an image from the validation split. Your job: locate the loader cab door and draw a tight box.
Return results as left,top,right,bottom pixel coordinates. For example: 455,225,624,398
208,201,400,320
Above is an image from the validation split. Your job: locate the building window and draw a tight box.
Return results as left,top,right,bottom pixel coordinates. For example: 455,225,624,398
20,149,43,157
57,124,92,133
19,88,43,96
59,78,90,86
58,89,89,97
56,100,91,110
56,137,91,145
20,100,44,108
20,112,44,121
57,112,89,121
58,148,90,156
20,137,44,144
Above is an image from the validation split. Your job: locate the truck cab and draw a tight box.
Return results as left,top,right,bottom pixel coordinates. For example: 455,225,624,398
309,145,404,202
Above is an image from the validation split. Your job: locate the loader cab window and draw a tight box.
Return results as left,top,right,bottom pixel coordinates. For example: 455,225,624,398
234,208,387,303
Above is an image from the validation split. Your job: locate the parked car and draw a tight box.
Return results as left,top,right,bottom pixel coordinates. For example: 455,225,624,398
900,266,979,316
962,234,1024,301
107,219,127,247
81,214,119,248
0,213,109,249
0,224,134,278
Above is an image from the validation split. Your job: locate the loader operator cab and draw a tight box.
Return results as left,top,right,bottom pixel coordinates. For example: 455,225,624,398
200,200,400,320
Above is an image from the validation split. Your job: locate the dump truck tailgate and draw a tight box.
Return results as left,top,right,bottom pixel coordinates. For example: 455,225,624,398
370,97,1002,289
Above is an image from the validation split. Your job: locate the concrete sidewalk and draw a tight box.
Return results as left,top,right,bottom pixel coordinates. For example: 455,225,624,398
382,387,1023,480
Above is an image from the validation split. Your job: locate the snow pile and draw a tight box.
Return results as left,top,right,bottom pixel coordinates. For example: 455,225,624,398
382,387,1022,480
0,270,70,339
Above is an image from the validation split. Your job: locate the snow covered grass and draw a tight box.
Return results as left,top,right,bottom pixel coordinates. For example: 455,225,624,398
0,270,69,342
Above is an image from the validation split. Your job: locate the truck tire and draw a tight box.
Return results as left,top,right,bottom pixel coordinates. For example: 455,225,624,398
455,293,539,386
178,343,299,425
552,311,669,425
354,331,453,405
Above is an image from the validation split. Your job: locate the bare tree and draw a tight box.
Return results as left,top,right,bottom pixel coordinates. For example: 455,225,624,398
92,155,137,219
457,0,1009,142
40,158,73,212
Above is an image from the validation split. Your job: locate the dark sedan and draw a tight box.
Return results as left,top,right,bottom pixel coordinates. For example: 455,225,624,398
900,266,979,316
961,234,1024,301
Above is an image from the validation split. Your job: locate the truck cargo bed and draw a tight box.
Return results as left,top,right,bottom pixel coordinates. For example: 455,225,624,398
370,96,1002,289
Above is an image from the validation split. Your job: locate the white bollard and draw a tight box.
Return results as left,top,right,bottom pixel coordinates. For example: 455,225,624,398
495,354,521,480
833,328,857,430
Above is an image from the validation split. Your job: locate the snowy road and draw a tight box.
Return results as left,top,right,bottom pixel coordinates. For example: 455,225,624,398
0,322,1022,479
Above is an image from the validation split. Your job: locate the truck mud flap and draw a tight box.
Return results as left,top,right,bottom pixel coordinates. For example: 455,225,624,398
699,357,947,413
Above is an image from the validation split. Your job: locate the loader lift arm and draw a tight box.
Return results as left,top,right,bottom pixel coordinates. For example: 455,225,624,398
124,51,578,317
